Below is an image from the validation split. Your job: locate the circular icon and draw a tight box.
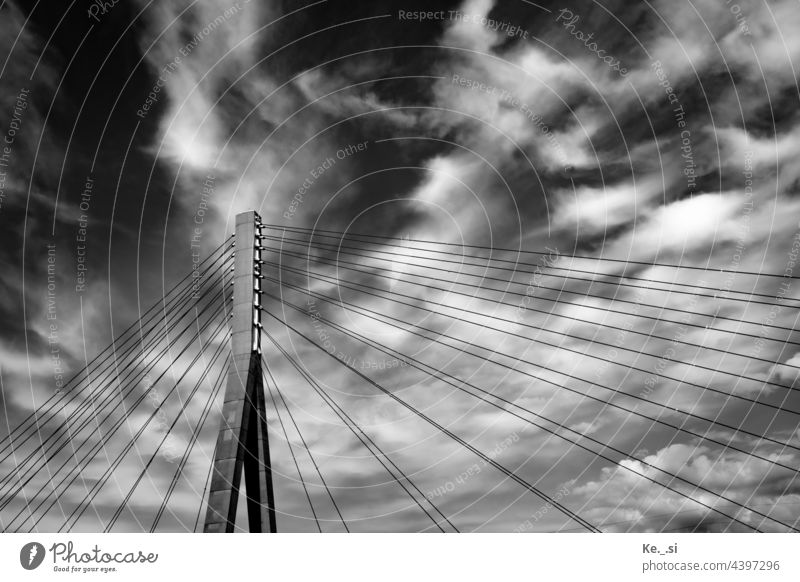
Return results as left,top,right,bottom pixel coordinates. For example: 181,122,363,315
20,542,46,570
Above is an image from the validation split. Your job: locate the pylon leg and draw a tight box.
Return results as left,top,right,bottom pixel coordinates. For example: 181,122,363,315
203,211,274,533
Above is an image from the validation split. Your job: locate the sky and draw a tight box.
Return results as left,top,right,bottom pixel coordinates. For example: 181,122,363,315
1,0,800,532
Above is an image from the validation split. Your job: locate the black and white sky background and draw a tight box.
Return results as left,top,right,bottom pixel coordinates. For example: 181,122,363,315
2,0,800,532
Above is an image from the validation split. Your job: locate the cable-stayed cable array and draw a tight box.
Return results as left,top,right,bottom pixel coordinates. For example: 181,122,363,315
1,224,798,533
0,239,235,532
251,225,800,533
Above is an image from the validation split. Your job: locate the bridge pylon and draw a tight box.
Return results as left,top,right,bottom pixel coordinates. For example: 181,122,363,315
203,210,276,533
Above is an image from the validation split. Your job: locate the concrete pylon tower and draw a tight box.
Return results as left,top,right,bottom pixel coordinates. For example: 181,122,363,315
204,210,276,533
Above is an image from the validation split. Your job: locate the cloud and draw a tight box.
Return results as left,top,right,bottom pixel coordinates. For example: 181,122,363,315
631,192,744,254
441,0,499,52
571,442,800,531
551,175,666,237
770,352,800,386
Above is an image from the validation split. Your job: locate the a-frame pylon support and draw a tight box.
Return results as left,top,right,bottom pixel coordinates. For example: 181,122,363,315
204,210,277,533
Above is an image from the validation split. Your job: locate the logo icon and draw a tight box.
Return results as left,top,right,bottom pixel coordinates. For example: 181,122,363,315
20,542,46,570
